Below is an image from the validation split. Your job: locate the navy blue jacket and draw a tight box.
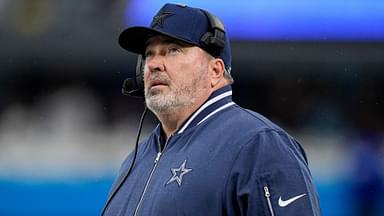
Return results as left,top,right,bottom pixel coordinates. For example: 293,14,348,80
102,85,321,215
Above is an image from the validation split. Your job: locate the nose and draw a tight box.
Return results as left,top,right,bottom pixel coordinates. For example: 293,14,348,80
145,55,165,73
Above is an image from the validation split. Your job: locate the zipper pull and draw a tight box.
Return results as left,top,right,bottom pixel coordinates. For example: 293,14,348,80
264,186,270,198
264,186,275,216
154,152,162,164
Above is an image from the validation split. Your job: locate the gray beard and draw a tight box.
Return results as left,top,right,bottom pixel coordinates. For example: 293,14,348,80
145,86,196,114
144,63,210,114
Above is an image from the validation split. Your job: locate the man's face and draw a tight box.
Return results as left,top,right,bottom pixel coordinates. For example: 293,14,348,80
143,35,212,114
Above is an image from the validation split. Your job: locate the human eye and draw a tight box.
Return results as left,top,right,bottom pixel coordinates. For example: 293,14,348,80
167,45,181,54
144,50,153,59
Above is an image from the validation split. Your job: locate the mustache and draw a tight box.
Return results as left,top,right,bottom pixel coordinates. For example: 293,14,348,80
147,75,171,85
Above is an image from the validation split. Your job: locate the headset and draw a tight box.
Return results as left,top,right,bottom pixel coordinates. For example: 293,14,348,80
121,10,226,98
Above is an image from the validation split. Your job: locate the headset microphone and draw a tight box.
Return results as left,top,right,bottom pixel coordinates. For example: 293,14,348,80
121,78,144,97
121,78,136,95
121,55,145,97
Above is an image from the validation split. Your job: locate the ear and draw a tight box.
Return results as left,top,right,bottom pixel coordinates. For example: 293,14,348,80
209,58,225,88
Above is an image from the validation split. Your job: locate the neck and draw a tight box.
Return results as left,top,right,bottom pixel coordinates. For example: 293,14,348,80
155,96,206,139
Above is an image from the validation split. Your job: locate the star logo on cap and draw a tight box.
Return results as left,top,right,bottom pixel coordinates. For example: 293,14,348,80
151,12,175,28
166,160,192,187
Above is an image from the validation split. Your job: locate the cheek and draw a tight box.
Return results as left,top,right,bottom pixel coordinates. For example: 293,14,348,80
169,64,194,85
143,70,150,86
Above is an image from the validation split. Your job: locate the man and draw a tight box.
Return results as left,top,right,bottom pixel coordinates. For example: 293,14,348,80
102,3,321,216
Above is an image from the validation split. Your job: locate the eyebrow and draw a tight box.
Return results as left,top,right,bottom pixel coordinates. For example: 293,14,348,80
145,38,193,50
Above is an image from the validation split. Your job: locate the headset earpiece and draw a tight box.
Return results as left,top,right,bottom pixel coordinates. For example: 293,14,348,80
200,10,226,56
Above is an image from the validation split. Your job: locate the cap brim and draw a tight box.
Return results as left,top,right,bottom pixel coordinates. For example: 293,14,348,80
118,26,198,54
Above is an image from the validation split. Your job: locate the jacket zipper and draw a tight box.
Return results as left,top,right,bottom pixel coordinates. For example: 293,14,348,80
264,186,275,216
133,136,170,216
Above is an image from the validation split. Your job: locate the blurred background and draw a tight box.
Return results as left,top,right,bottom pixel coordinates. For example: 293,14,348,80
1,0,384,215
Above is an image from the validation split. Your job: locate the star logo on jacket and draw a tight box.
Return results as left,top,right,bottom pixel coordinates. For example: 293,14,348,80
151,12,175,28
166,160,192,187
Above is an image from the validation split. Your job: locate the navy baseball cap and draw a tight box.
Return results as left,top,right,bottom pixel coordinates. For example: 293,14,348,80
119,3,232,72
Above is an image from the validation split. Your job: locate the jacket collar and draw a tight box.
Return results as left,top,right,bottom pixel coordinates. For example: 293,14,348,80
154,85,235,137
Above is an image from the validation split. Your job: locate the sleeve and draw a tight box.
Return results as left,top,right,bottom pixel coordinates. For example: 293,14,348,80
224,129,321,216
